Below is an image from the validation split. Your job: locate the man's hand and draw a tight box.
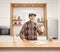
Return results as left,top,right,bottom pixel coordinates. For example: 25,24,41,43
22,39,27,42
37,25,45,35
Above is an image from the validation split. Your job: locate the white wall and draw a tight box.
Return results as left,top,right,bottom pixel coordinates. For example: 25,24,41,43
58,0,60,40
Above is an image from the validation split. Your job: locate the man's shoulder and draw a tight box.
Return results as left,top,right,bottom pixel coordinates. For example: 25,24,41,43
26,21,29,25
24,21,37,25
24,21,29,25
23,21,29,26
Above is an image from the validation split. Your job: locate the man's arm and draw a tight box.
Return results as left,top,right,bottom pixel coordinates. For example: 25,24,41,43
37,24,45,35
19,24,26,40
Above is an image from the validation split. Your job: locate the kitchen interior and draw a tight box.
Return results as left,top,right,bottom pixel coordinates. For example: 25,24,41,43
0,3,58,41
0,0,60,52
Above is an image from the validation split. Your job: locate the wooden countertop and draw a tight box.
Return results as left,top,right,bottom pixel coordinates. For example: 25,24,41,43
0,39,60,50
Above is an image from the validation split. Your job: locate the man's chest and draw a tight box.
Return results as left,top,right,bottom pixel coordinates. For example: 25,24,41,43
25,23,37,31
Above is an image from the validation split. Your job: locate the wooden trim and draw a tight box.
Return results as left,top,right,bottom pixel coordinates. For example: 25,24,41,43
0,47,60,50
43,4,47,36
12,19,22,21
10,4,13,36
11,3,46,7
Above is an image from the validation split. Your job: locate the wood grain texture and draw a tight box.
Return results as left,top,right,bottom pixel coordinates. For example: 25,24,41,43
0,40,60,50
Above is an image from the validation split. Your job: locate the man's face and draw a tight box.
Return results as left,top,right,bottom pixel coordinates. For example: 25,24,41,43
29,15,35,21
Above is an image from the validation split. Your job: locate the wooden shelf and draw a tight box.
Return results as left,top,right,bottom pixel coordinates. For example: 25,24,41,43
11,3,46,7
12,19,22,21
13,24,22,26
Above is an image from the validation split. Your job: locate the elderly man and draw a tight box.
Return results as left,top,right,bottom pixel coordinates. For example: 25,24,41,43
20,13,44,40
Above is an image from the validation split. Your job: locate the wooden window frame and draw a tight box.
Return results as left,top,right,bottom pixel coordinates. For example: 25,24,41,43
10,3,47,36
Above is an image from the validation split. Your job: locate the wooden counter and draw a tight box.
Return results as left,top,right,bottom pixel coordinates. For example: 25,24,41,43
0,40,60,50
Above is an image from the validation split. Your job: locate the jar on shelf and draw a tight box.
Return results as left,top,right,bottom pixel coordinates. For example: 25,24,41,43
41,17,44,21
37,18,40,23
14,22,17,25
18,16,20,20
18,21,22,25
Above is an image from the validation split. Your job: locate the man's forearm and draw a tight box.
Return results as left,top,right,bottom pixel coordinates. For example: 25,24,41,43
37,30,44,35
20,33,25,40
